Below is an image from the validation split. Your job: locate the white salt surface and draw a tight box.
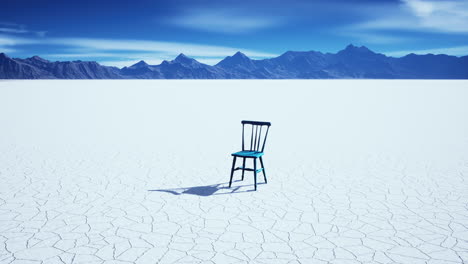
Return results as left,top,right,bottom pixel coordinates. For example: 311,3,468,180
0,80,468,263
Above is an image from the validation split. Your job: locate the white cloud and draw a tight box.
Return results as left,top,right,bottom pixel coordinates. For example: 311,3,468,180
340,31,412,44
0,23,47,37
48,53,240,68
385,45,468,57
0,47,16,54
0,34,276,57
36,31,47,37
404,0,435,17
45,52,169,67
169,9,282,33
47,37,277,58
354,0,468,33
0,34,39,46
0,27,29,34
195,58,224,66
45,53,116,58
0,34,276,67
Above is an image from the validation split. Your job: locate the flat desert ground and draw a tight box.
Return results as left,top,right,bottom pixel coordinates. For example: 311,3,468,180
1,80,468,264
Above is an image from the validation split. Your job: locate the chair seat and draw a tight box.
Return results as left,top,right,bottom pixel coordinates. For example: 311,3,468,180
231,151,264,158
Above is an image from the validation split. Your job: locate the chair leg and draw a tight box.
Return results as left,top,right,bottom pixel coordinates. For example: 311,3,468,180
241,158,246,181
229,157,237,188
253,158,257,191
260,157,267,184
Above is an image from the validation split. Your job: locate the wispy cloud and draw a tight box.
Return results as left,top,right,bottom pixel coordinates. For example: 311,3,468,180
53,53,252,67
44,52,170,67
385,45,468,57
354,0,468,34
335,0,468,47
0,34,39,53
47,37,277,58
168,9,282,33
0,22,47,37
0,47,16,53
36,31,47,37
0,27,29,34
44,52,121,58
195,58,226,66
340,32,412,44
0,34,277,67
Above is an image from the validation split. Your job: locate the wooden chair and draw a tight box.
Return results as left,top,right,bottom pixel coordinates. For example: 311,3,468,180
229,120,271,191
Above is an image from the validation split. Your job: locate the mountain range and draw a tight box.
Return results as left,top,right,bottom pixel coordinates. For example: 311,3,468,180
1,45,467,79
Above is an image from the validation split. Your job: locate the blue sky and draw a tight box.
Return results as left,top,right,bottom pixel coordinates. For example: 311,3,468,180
1,0,467,67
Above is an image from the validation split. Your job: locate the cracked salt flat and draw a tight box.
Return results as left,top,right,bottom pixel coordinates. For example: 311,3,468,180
1,80,468,263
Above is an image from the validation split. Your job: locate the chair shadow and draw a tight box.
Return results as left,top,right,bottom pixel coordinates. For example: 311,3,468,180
149,180,265,196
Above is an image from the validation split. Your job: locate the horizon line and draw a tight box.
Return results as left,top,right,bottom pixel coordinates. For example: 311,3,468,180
2,43,467,69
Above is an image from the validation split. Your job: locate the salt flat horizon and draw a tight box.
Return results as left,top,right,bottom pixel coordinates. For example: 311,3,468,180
1,80,468,263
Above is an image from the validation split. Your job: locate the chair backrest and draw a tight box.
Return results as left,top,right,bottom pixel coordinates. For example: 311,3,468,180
241,120,271,152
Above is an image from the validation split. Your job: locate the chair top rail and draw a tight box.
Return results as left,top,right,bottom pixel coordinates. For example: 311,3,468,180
242,120,271,126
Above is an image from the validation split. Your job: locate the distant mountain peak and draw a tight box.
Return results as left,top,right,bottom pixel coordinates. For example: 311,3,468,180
131,60,149,68
170,53,204,68
1,44,467,79
342,44,372,53
216,51,253,68
278,50,300,59
233,51,248,58
174,53,193,62
27,55,49,63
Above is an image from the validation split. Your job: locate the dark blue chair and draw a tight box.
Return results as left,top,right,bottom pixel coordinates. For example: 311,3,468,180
229,120,271,191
